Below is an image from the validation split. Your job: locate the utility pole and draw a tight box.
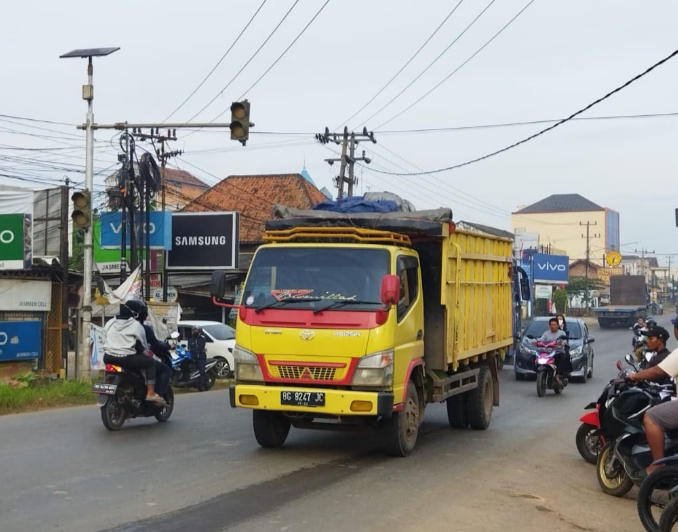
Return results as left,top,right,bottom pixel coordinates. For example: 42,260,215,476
60,46,120,379
132,128,180,302
315,127,376,198
59,181,70,377
581,221,600,311
635,247,655,279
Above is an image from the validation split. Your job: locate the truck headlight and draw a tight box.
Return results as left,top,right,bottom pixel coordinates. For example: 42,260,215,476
352,350,394,387
233,345,264,382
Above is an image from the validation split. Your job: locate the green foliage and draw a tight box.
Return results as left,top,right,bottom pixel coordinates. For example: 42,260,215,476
565,276,605,295
0,378,96,415
553,289,568,314
69,228,85,271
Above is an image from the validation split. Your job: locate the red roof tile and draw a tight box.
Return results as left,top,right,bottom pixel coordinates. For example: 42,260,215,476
182,174,328,242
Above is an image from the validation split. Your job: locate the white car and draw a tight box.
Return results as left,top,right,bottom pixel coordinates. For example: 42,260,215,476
176,321,235,378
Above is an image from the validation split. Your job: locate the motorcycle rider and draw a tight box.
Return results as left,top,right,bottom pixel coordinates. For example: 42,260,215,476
556,314,573,376
136,307,172,396
102,299,166,406
531,317,568,385
628,319,678,474
187,326,208,391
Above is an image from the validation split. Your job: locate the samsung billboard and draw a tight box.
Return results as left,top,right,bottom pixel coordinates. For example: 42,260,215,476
532,253,569,284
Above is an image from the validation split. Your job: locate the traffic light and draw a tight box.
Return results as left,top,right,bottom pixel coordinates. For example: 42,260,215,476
230,100,250,145
71,190,91,230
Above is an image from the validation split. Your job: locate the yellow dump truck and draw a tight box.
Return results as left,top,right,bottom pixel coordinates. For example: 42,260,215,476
211,208,528,456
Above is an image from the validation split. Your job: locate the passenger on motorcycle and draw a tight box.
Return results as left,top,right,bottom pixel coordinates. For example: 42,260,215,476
628,320,678,474
556,314,573,376
531,317,568,385
103,299,166,406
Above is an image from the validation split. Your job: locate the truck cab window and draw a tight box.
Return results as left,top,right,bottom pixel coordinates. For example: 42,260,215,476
397,256,419,321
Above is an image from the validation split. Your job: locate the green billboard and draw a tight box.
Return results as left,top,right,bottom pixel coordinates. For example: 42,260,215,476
0,213,31,270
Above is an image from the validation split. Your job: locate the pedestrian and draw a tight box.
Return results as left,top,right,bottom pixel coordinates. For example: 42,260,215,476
187,326,207,391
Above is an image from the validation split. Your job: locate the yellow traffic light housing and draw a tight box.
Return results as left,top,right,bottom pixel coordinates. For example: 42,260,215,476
230,100,250,145
71,190,91,230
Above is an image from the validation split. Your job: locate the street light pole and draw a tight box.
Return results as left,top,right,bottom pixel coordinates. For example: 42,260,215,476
61,47,119,378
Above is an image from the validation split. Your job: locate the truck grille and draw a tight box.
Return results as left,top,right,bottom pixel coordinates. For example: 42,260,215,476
276,365,337,381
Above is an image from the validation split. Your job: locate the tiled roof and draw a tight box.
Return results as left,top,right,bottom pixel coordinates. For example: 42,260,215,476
163,168,209,189
182,174,329,242
513,194,604,214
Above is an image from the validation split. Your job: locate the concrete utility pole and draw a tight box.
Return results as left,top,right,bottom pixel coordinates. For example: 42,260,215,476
635,247,655,279
315,127,376,198
581,221,600,310
60,47,119,378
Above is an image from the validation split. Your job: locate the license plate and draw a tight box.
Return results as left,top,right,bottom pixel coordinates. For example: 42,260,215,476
280,390,325,407
93,382,117,395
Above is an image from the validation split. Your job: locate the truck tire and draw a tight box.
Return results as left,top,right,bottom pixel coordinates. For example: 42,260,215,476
446,393,469,428
252,410,291,448
383,381,420,457
468,366,493,430
598,319,609,329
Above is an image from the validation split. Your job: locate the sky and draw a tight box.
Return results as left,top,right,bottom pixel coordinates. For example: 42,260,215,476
1,0,677,266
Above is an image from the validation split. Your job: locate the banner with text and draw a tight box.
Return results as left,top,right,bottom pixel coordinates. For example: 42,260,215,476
532,253,569,284
0,279,52,312
99,211,172,250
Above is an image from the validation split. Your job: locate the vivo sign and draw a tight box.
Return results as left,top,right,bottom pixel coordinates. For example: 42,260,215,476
532,253,569,284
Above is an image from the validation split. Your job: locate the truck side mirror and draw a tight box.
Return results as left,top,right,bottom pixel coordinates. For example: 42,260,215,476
381,274,400,306
520,277,531,301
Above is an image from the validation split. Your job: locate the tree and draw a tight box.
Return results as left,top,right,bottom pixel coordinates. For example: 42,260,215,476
69,229,84,271
553,289,568,314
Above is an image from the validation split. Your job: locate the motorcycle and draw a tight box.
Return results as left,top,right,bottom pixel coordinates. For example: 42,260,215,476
533,339,569,397
637,457,678,532
576,354,642,465
92,361,174,431
596,361,677,498
168,333,218,391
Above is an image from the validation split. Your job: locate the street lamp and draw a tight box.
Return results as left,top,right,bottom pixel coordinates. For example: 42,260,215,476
60,47,119,378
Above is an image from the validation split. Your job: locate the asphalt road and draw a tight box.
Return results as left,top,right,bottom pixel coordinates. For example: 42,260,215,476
1,315,675,532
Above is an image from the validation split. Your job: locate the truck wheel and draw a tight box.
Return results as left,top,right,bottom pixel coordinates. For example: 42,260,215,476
446,393,469,428
468,366,493,430
383,381,420,457
252,410,291,448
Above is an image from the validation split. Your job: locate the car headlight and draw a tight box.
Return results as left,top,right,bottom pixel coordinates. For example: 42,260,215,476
352,349,394,387
570,346,583,357
233,345,263,382
519,344,534,356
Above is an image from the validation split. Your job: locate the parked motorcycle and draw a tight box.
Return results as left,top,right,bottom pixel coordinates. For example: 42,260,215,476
658,494,678,532
168,333,218,391
92,362,174,431
596,361,676,498
533,339,569,397
637,458,678,532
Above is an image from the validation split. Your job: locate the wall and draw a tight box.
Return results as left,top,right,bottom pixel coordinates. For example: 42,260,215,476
511,210,607,264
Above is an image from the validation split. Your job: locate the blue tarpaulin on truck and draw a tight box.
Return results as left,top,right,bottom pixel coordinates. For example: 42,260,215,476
312,196,398,214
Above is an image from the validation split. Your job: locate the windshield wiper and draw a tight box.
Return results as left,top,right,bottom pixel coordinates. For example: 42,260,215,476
313,299,384,314
255,297,322,314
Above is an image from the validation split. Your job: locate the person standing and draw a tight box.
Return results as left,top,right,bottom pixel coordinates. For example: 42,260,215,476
187,327,207,391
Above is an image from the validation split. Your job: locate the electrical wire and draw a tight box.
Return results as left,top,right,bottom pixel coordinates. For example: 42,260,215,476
162,0,269,122
358,0,499,128
336,0,465,130
234,0,332,102
186,0,302,123
368,45,678,176
375,0,536,129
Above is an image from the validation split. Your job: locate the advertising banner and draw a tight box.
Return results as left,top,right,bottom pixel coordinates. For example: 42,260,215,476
532,253,569,284
0,320,42,361
0,189,33,271
166,212,239,270
99,211,172,250
0,279,52,312
535,285,553,299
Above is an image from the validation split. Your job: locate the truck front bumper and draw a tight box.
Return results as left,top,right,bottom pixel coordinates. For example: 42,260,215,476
229,384,394,417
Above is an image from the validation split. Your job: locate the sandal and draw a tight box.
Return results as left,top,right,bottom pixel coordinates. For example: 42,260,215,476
147,394,168,407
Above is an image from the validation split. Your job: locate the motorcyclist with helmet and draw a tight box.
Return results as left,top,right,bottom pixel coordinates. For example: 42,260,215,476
627,317,678,474
635,317,656,361
102,299,166,406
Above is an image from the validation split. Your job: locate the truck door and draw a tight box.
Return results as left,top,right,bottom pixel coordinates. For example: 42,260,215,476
394,255,425,402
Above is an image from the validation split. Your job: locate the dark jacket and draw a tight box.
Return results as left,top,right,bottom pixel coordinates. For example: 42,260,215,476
187,334,207,357
143,324,172,364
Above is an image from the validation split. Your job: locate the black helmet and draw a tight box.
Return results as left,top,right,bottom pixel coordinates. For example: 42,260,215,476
120,299,148,321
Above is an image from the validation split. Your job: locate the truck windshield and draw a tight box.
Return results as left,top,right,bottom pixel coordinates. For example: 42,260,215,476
242,247,390,311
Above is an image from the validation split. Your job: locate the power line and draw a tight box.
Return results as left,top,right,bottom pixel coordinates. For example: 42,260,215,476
162,0,269,122
368,46,678,176
0,114,76,127
358,0,498,128
186,0,302,123
375,0,536,129
336,0,465,130
235,0,332,102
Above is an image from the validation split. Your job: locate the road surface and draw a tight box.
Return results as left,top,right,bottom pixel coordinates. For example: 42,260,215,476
1,316,672,532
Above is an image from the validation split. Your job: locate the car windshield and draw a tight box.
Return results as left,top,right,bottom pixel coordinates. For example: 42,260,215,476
523,320,582,340
201,324,235,340
242,246,390,311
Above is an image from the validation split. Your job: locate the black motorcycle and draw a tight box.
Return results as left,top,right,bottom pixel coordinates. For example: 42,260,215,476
638,457,678,532
93,362,174,431
596,361,677,498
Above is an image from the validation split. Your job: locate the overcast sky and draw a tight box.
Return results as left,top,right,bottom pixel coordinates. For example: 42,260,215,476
2,0,677,265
